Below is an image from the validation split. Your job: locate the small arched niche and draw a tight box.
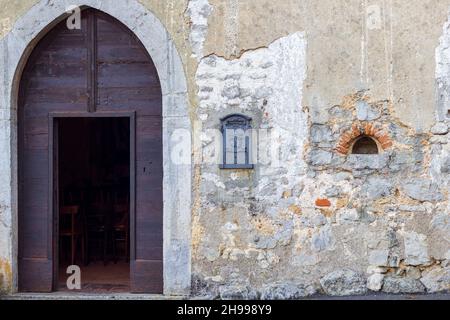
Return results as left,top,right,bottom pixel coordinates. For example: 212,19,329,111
351,136,379,154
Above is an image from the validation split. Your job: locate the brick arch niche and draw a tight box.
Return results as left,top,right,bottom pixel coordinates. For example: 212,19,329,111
336,123,393,155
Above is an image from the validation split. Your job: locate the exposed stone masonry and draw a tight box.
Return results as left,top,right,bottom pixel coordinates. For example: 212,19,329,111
192,51,449,298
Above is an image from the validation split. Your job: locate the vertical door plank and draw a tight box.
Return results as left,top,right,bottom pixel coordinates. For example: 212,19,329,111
96,11,163,293
18,11,89,293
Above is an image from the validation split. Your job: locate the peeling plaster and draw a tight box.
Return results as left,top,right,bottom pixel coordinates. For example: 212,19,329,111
196,31,308,175
436,10,450,122
186,0,212,61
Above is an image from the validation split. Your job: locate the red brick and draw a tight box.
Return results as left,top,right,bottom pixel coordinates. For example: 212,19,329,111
381,141,393,149
336,122,393,156
378,135,391,144
315,198,331,207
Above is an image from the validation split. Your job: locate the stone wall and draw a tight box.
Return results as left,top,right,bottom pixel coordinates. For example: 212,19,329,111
0,0,449,297
191,0,450,298
192,86,449,298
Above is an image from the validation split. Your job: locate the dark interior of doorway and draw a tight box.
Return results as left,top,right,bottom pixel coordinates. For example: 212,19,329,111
57,117,130,292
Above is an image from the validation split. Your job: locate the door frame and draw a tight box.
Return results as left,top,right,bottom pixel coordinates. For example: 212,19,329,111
7,0,192,295
49,111,136,291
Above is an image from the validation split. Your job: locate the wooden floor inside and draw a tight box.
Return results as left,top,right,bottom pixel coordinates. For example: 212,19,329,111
58,262,130,293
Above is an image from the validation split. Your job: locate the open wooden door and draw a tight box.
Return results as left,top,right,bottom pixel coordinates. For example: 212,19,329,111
18,8,163,293
131,114,163,293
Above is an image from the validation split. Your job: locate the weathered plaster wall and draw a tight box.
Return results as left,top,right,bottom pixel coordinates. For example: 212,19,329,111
0,0,449,296
1,1,450,125
192,0,450,298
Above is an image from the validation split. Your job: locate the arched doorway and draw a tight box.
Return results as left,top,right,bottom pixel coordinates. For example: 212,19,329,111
18,8,163,293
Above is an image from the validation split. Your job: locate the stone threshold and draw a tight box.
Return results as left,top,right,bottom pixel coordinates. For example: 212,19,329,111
1,292,188,300
2,292,448,300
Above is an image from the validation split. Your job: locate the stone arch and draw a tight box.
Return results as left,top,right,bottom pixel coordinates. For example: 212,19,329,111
336,123,392,155
0,0,191,296
350,136,379,154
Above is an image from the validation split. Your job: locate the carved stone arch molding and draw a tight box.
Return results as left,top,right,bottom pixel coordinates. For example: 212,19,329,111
0,0,191,295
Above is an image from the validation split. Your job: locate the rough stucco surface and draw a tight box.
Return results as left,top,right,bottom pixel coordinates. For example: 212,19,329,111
0,0,449,297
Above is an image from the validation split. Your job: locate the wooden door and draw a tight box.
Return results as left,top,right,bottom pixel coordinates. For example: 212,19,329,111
18,8,163,293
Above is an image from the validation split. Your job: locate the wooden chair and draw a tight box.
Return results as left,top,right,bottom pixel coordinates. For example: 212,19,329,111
59,205,85,266
85,201,111,266
112,203,129,263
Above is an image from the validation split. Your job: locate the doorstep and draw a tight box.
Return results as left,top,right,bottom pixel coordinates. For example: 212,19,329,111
1,292,188,300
